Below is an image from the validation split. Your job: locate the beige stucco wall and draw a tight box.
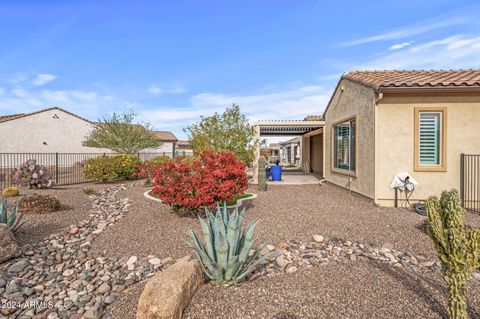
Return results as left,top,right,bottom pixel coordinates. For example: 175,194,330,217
324,79,376,198
375,93,480,206
0,109,108,154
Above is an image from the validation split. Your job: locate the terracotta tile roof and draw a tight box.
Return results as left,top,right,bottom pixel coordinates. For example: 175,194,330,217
0,113,25,123
154,131,178,142
303,115,324,121
343,69,480,90
176,140,192,149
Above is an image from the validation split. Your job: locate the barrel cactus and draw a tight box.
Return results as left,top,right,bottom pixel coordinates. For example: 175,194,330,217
0,199,26,233
2,186,20,198
188,204,272,286
426,189,480,319
258,156,267,191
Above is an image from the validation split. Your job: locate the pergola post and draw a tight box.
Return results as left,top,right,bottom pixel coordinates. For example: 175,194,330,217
252,124,261,184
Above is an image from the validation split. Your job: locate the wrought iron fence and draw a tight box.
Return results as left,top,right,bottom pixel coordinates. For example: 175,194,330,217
460,153,480,213
0,151,190,190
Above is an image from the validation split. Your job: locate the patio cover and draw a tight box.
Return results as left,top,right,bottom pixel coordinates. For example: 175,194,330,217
252,120,324,182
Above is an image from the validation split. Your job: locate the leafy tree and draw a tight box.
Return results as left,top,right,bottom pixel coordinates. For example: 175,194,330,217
184,104,258,163
83,111,162,153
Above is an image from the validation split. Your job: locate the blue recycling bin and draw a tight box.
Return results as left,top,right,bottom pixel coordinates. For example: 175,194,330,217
271,165,282,181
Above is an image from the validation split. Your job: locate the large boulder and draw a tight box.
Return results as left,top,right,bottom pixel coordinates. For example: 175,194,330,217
0,224,21,264
136,256,204,319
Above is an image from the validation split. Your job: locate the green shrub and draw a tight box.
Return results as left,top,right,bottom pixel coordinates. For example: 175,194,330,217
2,186,20,198
144,155,172,167
110,154,142,179
83,154,141,182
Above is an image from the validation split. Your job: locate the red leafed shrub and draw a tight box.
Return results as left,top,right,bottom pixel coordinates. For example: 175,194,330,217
151,151,248,214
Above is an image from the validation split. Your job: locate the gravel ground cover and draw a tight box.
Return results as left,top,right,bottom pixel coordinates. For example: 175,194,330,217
185,260,480,319
1,182,126,247
92,182,480,260
89,182,480,318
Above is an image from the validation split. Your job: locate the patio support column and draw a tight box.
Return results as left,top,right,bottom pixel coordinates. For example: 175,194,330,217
253,124,260,184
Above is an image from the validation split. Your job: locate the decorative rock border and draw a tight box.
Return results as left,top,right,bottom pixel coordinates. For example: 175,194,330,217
143,190,258,208
252,235,442,280
0,184,173,319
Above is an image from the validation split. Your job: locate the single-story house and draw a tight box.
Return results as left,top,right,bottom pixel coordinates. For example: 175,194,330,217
278,137,301,166
323,69,480,207
253,69,480,208
175,140,194,156
0,107,178,155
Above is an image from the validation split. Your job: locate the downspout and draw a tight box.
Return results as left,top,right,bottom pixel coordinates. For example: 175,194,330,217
172,142,176,158
373,90,383,206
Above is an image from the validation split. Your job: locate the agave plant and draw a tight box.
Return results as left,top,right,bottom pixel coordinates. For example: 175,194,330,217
188,204,272,286
0,199,26,233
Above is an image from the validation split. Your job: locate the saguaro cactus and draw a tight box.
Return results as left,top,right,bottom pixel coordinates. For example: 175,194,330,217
426,189,480,319
257,156,267,191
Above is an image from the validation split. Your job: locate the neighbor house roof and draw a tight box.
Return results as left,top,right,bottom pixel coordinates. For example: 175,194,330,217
154,131,178,142
176,140,192,149
343,69,480,91
304,115,324,121
0,107,94,124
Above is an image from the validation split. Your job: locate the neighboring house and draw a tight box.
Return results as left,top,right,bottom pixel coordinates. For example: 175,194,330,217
279,137,301,166
0,106,178,155
323,69,480,207
0,107,108,153
175,140,194,156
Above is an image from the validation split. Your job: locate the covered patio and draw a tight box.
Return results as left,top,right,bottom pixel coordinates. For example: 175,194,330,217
252,119,325,184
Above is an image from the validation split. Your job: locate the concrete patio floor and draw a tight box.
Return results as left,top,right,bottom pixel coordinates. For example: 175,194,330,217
267,172,323,185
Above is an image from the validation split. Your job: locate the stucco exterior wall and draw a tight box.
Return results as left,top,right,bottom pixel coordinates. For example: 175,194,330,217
375,93,480,206
310,134,323,174
143,142,175,154
0,109,108,154
324,79,376,198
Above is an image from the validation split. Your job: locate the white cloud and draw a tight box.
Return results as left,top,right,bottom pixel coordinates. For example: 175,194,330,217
388,41,414,50
0,86,117,119
148,84,187,95
11,88,29,98
139,86,329,133
354,34,480,70
342,16,466,46
31,73,57,86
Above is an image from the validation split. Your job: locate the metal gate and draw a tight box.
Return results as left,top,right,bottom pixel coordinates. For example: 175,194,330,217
460,153,480,212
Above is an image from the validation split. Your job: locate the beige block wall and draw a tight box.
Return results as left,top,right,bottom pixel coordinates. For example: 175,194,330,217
324,79,376,198
375,93,480,206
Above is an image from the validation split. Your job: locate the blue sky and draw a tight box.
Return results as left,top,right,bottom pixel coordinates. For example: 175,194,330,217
1,0,480,139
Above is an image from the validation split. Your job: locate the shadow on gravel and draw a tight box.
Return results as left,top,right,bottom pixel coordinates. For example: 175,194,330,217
370,261,449,318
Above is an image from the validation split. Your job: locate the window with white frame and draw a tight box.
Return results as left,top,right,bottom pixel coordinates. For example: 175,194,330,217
415,109,446,171
333,117,356,172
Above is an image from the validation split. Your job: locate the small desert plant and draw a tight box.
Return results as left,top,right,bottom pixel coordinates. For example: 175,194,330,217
0,199,26,232
11,159,55,189
188,204,272,286
2,186,20,198
18,194,61,214
83,154,141,182
82,187,98,195
427,189,480,319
